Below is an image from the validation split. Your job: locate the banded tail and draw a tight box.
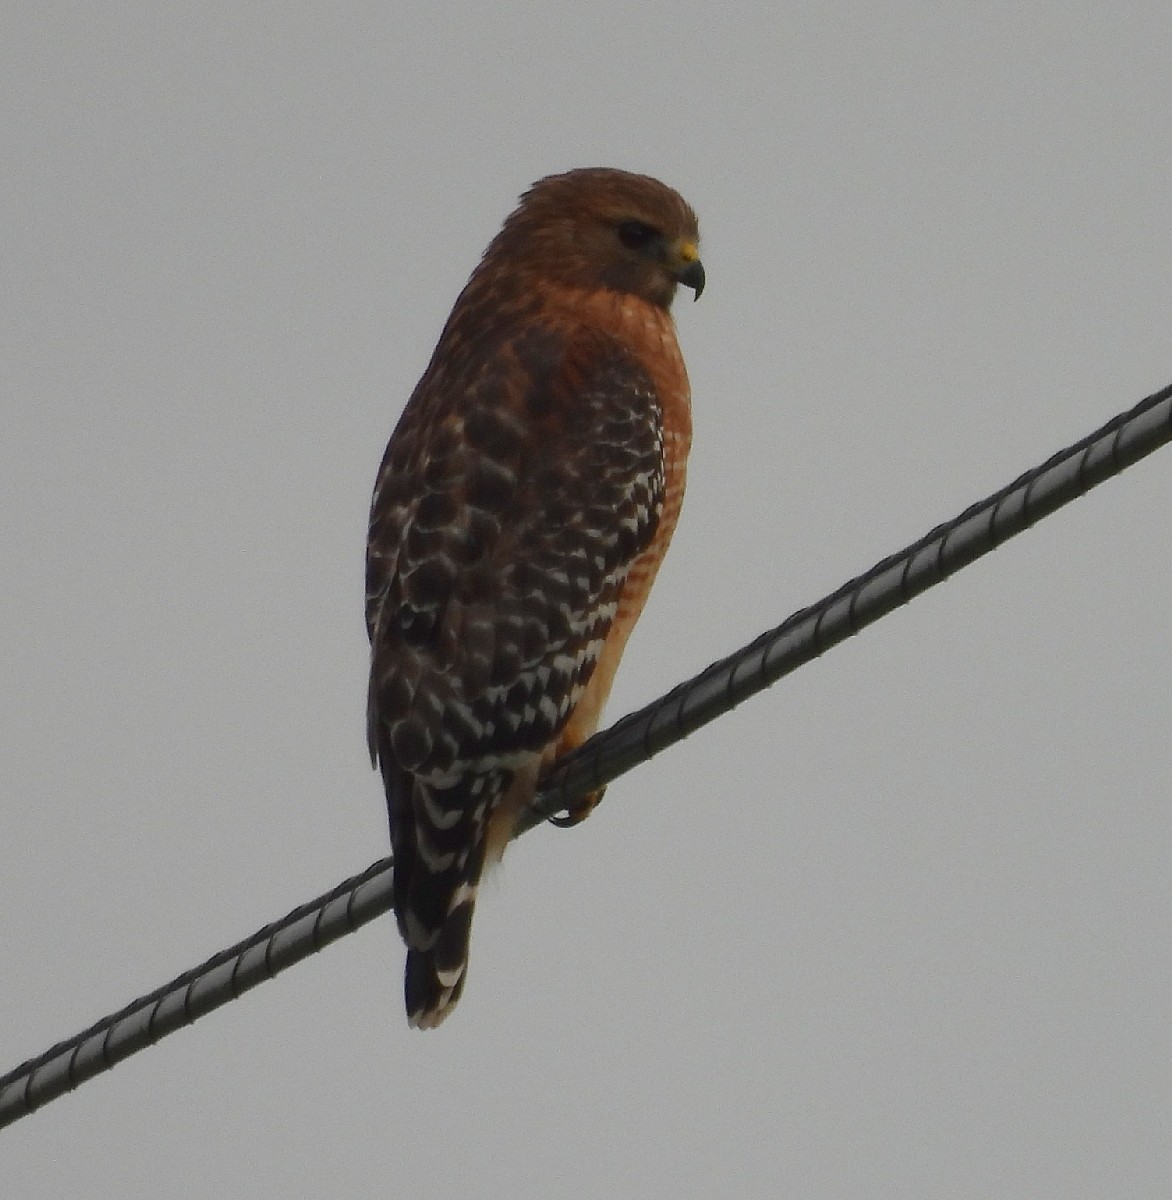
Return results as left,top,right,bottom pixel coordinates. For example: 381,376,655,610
385,767,505,1029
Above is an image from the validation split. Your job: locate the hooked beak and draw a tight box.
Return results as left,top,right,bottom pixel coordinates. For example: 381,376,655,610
670,239,705,300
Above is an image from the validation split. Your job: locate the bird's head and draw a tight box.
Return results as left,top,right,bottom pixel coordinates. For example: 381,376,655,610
489,167,704,309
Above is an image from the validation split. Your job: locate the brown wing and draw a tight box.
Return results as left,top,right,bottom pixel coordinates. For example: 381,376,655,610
366,319,664,780
365,316,665,1025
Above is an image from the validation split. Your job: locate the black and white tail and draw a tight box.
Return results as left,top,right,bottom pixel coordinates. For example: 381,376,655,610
384,766,504,1029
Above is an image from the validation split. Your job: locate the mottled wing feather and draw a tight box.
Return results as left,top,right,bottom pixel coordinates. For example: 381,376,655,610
367,322,664,782
365,317,665,1025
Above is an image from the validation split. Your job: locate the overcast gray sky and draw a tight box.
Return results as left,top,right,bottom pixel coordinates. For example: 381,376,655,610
3,4,1171,1197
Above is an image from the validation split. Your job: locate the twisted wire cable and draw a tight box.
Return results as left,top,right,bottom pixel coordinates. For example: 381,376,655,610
3,379,1169,1131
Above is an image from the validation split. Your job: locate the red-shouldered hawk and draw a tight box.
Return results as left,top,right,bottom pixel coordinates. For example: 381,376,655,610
366,168,703,1027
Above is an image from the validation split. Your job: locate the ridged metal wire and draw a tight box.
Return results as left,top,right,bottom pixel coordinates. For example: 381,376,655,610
524,379,1172,830
2,379,1169,1131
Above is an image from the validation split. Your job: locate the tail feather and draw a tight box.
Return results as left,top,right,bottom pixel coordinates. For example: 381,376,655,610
396,775,500,1029
404,889,477,1028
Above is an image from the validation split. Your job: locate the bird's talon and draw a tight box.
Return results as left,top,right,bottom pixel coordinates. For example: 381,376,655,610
547,786,607,828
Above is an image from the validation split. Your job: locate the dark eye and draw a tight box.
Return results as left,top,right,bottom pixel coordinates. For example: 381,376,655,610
617,220,659,251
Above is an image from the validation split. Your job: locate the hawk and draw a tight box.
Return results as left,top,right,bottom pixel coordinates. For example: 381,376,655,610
366,167,704,1027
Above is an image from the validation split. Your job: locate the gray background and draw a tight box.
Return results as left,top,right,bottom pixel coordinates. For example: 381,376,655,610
3,4,1170,1196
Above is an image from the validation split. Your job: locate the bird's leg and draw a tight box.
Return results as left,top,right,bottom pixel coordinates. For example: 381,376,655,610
543,721,609,828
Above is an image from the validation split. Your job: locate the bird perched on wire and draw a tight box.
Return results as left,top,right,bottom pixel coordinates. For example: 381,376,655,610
365,167,704,1027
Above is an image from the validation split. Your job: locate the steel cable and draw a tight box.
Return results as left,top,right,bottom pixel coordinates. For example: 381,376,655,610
3,379,1169,1130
